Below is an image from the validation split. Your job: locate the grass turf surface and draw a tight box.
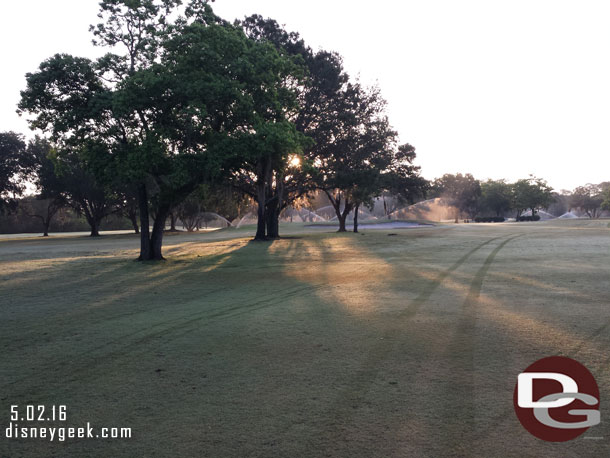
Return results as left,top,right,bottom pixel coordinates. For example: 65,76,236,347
1,220,609,457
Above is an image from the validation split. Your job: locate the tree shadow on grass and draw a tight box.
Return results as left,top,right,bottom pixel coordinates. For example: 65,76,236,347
1,233,410,457
0,232,521,457
3,229,605,458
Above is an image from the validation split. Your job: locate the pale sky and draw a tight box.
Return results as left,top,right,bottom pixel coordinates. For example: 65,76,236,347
2,0,609,190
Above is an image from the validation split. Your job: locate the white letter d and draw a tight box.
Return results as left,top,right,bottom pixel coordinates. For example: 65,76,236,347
518,372,578,408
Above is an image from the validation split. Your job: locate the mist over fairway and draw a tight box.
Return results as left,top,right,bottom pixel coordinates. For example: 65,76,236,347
1,220,609,457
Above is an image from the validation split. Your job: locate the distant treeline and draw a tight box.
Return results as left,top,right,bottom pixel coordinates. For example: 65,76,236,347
0,197,133,235
428,173,610,222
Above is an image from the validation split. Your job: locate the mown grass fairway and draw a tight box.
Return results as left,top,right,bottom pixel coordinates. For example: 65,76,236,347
1,220,609,457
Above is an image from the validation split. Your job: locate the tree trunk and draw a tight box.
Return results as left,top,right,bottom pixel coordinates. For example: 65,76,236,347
254,161,272,241
274,177,285,239
129,212,139,234
255,179,267,240
325,191,352,233
339,200,353,233
82,208,101,237
265,174,283,239
169,212,177,231
29,201,61,238
89,220,100,237
138,184,152,261
353,203,360,233
150,207,168,260
337,215,346,232
266,203,280,239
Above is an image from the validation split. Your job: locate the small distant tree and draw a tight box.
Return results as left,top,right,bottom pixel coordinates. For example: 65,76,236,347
570,184,603,219
176,189,203,231
22,137,67,236
0,132,27,214
176,184,248,231
200,185,248,224
433,173,481,222
20,198,64,237
547,190,571,217
601,186,610,213
479,179,512,217
52,148,119,236
511,177,554,218
351,171,380,233
115,185,140,233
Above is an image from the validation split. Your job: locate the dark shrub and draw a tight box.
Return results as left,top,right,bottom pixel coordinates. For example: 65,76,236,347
474,216,505,223
516,215,541,222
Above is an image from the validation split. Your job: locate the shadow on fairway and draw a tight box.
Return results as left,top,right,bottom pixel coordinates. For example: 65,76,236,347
1,227,609,457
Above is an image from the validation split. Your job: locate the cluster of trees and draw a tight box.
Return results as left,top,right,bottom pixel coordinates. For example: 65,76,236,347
430,174,555,222
2,0,425,260
431,174,610,221
5,1,605,258
567,183,610,218
542,183,610,219
1,132,143,236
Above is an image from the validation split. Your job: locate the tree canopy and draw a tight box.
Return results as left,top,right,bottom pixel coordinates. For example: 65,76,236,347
570,184,606,219
432,173,481,222
239,16,425,234
511,177,554,218
19,0,306,257
479,179,512,217
0,132,28,214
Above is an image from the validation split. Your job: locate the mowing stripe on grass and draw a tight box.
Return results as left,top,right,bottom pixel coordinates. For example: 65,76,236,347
1,282,316,400
306,235,512,453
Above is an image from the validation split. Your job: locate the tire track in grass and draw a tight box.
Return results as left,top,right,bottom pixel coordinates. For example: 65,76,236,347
399,236,503,320
571,319,610,355
1,283,314,398
310,236,506,452
466,234,610,445
439,235,522,455
473,308,610,444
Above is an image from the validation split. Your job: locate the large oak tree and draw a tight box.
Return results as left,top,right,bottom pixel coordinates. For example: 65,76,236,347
240,16,425,234
20,0,302,258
